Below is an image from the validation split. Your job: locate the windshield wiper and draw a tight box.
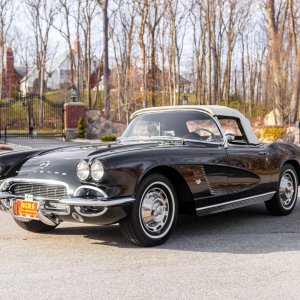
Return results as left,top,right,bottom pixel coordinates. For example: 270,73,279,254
119,136,184,144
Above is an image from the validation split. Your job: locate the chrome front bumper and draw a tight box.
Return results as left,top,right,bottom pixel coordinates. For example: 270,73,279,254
0,195,135,226
0,178,135,226
0,192,135,207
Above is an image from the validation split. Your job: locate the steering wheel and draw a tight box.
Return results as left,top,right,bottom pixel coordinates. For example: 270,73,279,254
194,128,216,141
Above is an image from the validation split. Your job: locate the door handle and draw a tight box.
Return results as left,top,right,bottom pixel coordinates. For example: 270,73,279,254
258,152,269,156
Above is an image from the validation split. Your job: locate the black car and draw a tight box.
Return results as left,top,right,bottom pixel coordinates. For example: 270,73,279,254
0,105,299,246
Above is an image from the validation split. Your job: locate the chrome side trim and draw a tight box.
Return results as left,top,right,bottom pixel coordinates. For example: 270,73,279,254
196,191,276,216
59,197,135,207
200,165,215,196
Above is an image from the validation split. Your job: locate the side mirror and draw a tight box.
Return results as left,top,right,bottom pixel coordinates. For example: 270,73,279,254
225,133,235,143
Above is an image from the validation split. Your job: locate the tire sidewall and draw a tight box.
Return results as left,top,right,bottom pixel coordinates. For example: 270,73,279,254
276,164,298,213
130,174,178,246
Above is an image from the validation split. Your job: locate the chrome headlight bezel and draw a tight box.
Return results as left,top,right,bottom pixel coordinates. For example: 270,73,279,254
90,160,104,182
76,160,90,181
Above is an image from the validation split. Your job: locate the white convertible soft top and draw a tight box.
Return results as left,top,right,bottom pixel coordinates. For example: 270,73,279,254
131,105,260,145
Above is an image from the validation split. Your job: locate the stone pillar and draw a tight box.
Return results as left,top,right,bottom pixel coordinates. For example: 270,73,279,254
64,102,85,140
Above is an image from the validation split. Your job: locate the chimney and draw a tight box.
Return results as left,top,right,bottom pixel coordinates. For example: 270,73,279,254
5,48,16,98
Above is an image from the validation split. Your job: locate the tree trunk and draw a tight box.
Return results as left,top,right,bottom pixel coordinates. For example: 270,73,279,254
0,43,3,99
206,0,211,105
137,3,148,108
289,0,299,123
290,52,300,123
150,30,156,107
102,0,110,117
39,49,46,125
266,0,284,124
241,38,246,114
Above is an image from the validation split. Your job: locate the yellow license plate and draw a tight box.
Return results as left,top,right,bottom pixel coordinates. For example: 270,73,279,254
14,200,39,220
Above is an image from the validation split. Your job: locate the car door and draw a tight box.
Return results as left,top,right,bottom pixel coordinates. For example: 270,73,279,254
177,112,230,210
218,117,271,199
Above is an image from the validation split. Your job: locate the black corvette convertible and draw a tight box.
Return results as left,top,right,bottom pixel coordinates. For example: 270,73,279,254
0,105,299,246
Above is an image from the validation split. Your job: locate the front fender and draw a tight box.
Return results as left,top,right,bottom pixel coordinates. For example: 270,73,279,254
0,150,44,179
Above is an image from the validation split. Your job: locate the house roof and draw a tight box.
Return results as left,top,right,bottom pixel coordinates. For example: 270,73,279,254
47,51,69,74
20,50,100,83
15,67,26,77
179,74,191,84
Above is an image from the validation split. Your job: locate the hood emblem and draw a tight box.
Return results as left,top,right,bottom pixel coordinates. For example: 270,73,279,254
40,161,50,168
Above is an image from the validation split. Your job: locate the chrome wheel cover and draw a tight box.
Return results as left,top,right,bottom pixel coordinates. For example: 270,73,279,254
279,170,297,209
139,181,175,238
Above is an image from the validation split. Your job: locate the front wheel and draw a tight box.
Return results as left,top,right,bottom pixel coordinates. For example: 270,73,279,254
120,174,178,247
265,164,298,216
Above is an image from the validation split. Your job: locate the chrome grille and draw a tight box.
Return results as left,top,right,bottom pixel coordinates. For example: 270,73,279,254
10,183,68,200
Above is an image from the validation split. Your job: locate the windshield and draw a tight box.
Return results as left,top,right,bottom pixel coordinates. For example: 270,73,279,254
121,110,224,143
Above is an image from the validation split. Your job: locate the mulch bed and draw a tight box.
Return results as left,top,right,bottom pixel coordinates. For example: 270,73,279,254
0,145,13,151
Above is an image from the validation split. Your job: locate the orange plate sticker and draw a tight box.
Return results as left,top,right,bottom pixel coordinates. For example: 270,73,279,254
16,200,39,219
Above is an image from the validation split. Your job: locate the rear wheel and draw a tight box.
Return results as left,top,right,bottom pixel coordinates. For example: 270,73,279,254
120,174,178,247
265,164,298,216
14,219,58,233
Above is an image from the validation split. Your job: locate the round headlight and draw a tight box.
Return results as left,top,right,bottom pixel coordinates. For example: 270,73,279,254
76,160,90,181
91,160,104,181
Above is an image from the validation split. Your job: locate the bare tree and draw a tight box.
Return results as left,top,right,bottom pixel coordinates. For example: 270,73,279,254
289,0,300,123
167,0,187,105
96,0,110,117
266,0,288,124
54,0,76,87
136,1,149,108
14,31,35,96
147,0,165,107
0,0,14,99
81,0,98,108
25,0,57,124
111,0,136,121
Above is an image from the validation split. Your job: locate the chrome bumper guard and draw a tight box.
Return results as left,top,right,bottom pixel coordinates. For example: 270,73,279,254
0,181,135,226
0,193,135,226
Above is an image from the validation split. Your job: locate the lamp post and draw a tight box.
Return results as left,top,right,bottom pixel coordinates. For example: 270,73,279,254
70,85,78,102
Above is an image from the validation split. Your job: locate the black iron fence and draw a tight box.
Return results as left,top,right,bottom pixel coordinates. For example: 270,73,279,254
0,95,64,141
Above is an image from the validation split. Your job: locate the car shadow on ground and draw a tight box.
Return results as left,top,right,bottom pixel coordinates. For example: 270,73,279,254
51,203,300,254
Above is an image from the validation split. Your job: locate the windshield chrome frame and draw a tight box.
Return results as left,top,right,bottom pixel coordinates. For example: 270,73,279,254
120,109,226,147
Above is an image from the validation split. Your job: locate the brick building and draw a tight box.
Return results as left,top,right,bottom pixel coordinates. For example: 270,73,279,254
2,48,26,98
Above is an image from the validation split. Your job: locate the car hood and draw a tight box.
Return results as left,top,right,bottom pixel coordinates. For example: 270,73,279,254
14,141,168,181
30,141,163,161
